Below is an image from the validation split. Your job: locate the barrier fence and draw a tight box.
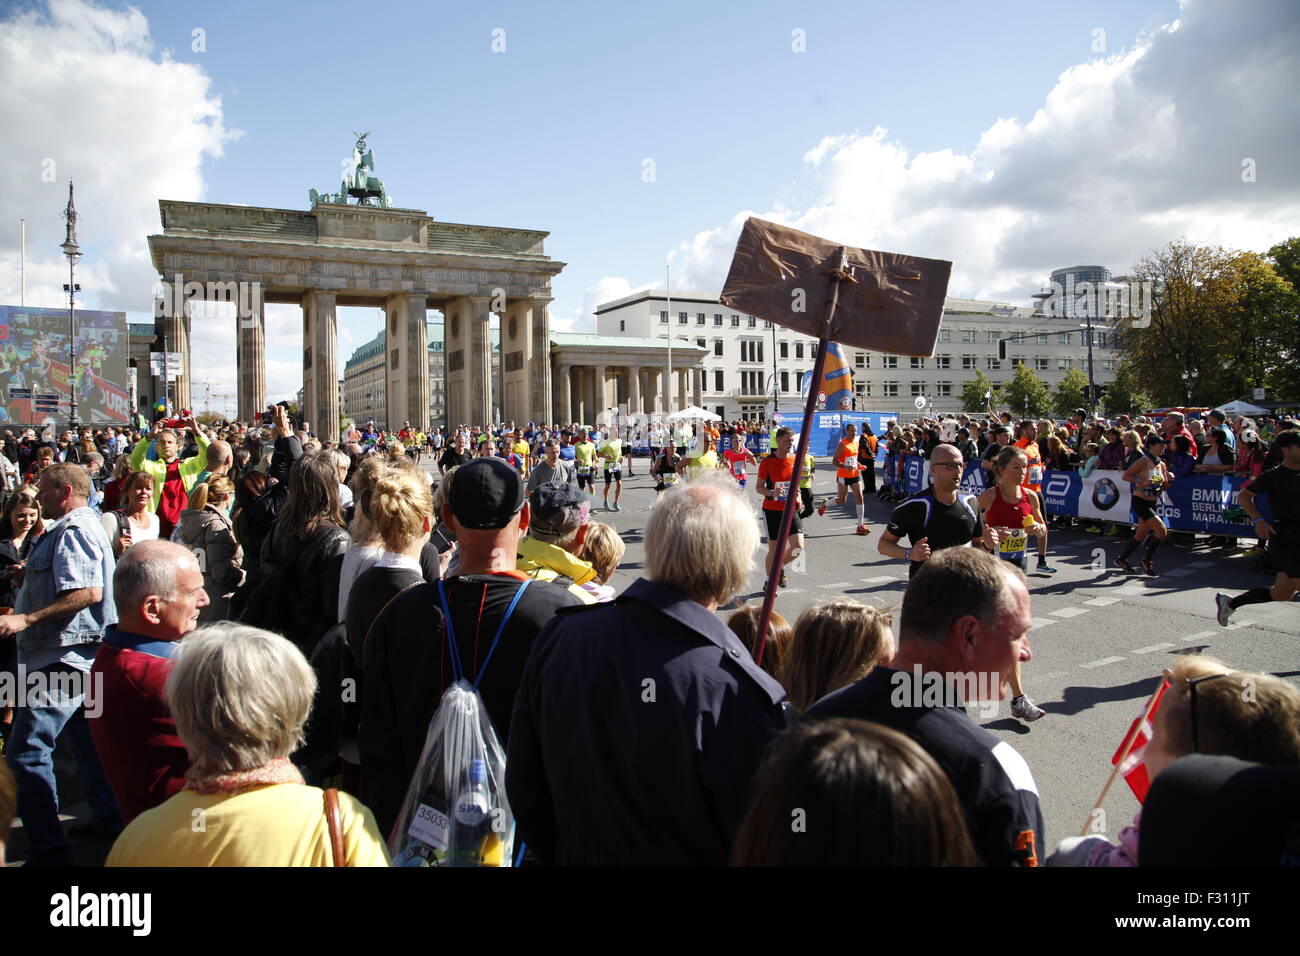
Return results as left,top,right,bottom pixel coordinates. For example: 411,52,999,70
897,456,1275,536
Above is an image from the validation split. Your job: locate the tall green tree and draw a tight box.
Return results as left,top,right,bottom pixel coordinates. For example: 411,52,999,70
1264,237,1300,402
959,371,1000,412
1001,362,1052,418
1101,360,1151,417
1053,367,1092,418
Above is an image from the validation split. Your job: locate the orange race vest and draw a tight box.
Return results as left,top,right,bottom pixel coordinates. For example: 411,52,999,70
835,439,862,479
1016,437,1044,491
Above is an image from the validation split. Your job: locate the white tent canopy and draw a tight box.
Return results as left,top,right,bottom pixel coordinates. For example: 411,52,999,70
1218,399,1269,417
668,405,722,423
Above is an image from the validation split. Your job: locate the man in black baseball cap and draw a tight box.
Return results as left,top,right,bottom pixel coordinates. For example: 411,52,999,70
517,482,599,602
360,457,581,836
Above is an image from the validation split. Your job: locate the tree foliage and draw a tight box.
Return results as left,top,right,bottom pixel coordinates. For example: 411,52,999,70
1000,363,1052,418
1101,360,1152,418
1053,367,1092,419
959,371,1000,412
1117,238,1300,406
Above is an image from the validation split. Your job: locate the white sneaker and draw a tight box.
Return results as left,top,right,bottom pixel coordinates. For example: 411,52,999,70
1215,592,1234,628
1010,695,1046,722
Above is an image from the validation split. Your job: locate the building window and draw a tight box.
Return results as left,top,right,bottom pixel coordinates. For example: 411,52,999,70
1034,357,1049,371
739,340,764,363
961,329,977,343
936,382,952,397
1103,358,1116,372
714,370,724,392
882,355,898,369
713,339,723,357
854,353,865,368
883,382,899,398
390,349,399,370
810,343,818,358
910,357,925,369
987,330,999,344
910,383,925,397
1035,333,1048,345
714,313,722,326
696,338,706,349
678,312,688,324
938,329,951,343
779,341,788,359
747,316,757,328
962,355,977,370
696,313,705,325
935,355,950,369
795,343,804,359
986,357,1000,370
862,382,871,396
659,310,668,323
763,320,772,329
730,315,741,327
860,353,871,368
1057,332,1070,345
1058,357,1072,371
780,371,789,392
619,320,625,332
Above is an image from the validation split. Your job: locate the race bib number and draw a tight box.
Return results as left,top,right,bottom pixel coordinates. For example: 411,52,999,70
999,530,1028,558
773,481,791,500
663,473,679,485
731,460,746,477
608,463,621,474
577,465,591,476
842,456,858,470
409,803,450,851
1028,464,1043,484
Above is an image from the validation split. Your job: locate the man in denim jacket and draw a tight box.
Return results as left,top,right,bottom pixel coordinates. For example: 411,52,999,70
0,462,122,864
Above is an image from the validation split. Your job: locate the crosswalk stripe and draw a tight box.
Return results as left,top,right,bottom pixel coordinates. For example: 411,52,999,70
1081,656,1126,669
1050,607,1091,619
1133,642,1174,654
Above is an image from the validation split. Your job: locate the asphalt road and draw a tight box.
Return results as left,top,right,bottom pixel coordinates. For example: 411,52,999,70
8,457,1296,865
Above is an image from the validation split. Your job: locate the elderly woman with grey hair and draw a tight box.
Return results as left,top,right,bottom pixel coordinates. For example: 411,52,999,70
106,622,389,866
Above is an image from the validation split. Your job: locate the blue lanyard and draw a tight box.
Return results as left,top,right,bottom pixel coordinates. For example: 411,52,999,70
435,578,532,690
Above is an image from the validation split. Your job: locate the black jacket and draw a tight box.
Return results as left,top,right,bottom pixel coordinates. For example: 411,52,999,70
360,572,580,837
255,520,349,656
240,434,302,573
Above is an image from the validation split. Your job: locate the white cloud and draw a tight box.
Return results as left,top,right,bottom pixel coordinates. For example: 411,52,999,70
662,0,1300,307
551,276,654,333
0,1,236,309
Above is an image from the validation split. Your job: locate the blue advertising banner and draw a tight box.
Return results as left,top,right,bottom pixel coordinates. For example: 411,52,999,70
898,457,1274,534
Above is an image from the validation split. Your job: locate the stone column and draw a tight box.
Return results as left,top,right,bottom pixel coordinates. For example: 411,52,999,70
594,364,607,421
693,366,703,406
301,291,339,438
383,293,429,429
530,298,553,423
557,362,572,424
467,296,493,424
628,365,641,416
236,283,266,423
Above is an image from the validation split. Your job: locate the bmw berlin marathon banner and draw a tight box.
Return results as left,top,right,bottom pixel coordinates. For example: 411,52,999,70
899,458,1276,535
744,410,903,459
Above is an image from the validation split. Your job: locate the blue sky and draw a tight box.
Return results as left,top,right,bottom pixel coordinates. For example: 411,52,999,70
4,0,1297,414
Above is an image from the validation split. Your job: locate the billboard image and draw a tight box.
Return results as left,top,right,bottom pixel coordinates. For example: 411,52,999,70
0,306,129,427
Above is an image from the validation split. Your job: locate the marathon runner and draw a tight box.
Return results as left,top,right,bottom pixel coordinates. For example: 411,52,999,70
758,426,805,589
1014,420,1057,573
678,431,720,481
1217,429,1300,626
573,428,597,491
819,423,870,535
598,432,625,511
437,432,472,475
650,442,681,506
722,432,759,489
976,444,1047,722
798,449,816,519
1116,434,1173,575
879,443,998,578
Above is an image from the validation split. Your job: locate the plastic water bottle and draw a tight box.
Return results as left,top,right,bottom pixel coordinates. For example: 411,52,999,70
451,758,492,865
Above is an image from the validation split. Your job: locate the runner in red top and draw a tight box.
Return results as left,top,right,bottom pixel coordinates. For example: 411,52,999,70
1013,420,1056,573
721,433,759,489
818,423,870,535
757,427,805,588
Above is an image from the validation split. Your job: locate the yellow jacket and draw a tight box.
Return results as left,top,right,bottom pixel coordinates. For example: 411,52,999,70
517,535,597,603
129,430,211,513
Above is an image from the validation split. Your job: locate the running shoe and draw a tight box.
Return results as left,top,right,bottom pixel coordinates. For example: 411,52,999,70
613,502,622,512
779,571,788,588
1010,696,1046,722
856,524,871,536
1036,557,1058,574
1140,559,1157,577
1215,592,1234,628
1241,545,1265,558
817,501,827,517
603,502,611,511
1082,523,1103,534
1114,557,1136,573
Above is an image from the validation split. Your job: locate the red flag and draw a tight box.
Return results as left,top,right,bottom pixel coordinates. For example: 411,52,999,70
1111,678,1170,802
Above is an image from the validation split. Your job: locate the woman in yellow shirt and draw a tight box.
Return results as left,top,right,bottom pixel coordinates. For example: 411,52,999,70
107,623,389,867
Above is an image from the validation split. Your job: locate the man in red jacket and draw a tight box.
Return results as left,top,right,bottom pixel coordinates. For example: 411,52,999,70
89,540,209,823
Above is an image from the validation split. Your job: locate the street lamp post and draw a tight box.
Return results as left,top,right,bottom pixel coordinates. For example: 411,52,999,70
59,182,82,430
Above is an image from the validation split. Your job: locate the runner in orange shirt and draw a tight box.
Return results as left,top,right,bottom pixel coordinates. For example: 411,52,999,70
1014,419,1057,573
818,423,870,535
758,427,806,587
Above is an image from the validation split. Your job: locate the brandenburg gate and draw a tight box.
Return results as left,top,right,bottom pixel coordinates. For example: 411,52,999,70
146,137,564,431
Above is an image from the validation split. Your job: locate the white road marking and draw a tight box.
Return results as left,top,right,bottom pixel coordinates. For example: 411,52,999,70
861,575,898,584
1081,656,1126,669
1029,617,1057,630
1133,642,1175,654
1050,606,1091,619
1225,620,1255,631
781,588,806,594
818,581,854,589
1115,585,1147,596
1083,597,1121,607
1183,631,1216,642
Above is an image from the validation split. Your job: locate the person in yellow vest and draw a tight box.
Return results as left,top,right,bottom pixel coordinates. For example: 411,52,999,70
677,430,720,481
573,428,597,492
598,433,625,512
516,484,600,604
129,416,211,540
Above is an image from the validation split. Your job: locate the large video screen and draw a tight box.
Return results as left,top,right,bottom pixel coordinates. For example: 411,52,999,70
0,305,129,427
